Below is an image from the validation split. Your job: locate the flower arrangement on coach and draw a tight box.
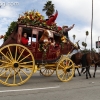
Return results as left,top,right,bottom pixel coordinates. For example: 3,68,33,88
18,10,45,26
17,10,62,33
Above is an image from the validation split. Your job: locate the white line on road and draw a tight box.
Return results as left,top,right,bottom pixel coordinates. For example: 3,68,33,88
0,86,60,93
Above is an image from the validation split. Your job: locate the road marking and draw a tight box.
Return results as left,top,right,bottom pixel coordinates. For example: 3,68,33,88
0,86,60,93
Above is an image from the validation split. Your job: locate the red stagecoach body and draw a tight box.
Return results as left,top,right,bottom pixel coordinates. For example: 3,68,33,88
1,24,77,64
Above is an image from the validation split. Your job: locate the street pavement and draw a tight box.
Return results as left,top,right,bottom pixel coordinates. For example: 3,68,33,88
0,67,100,100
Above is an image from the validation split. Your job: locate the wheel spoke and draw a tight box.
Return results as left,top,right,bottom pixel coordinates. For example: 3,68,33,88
18,71,23,82
42,69,46,74
6,52,11,60
8,47,13,60
66,72,71,78
67,61,70,66
19,61,33,65
68,64,73,68
13,69,16,84
0,69,9,76
19,65,33,69
19,54,31,63
0,59,10,64
15,46,17,60
45,69,48,74
0,64,12,68
17,48,25,61
48,69,50,75
66,72,69,78
59,64,64,69
58,71,64,77
5,69,12,83
61,73,65,80
45,69,48,75
0,51,11,62
20,69,29,76
48,69,51,74
0,68,4,73
49,69,52,73
64,73,67,80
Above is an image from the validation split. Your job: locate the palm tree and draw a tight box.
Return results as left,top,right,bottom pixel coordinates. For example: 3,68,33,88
82,42,85,47
82,42,87,49
73,34,76,43
84,43,87,49
85,31,89,43
42,0,55,17
82,31,89,50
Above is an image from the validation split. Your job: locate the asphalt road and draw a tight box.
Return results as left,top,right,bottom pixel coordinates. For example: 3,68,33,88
0,67,100,100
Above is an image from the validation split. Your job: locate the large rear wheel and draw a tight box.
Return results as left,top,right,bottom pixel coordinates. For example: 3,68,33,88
0,44,35,86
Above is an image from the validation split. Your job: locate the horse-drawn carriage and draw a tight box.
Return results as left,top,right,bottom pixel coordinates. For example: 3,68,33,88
0,14,79,86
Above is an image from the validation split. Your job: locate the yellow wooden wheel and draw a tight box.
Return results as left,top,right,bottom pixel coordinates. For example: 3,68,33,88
0,44,35,86
40,65,55,77
56,57,75,82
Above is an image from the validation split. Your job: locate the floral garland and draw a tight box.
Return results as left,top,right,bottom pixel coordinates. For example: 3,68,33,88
38,43,49,59
17,10,62,33
18,10,44,26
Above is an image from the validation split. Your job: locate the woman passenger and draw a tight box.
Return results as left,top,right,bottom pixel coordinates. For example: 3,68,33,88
21,33,29,45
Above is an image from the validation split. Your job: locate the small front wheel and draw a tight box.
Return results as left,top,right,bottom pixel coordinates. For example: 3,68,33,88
56,57,75,82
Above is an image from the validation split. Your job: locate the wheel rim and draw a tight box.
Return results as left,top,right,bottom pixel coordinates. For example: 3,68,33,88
40,65,54,77
56,57,75,82
0,44,35,86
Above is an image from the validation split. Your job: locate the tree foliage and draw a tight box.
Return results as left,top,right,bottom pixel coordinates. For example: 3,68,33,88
73,34,76,40
81,48,97,53
86,31,89,36
4,21,17,41
42,0,55,17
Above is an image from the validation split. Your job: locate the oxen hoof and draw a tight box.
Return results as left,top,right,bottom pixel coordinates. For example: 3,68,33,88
79,74,81,76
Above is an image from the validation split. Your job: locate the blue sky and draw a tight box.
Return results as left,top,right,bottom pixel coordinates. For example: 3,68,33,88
0,0,100,51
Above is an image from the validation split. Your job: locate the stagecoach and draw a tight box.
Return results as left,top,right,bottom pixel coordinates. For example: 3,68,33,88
0,23,79,86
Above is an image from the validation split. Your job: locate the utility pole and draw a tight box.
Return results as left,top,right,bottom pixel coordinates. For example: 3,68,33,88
91,0,93,51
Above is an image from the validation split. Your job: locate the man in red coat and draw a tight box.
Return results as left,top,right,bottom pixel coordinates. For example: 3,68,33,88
46,10,58,26
46,10,62,32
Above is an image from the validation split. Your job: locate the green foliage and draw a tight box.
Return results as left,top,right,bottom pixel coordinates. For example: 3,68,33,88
73,35,76,40
81,48,97,53
4,21,17,42
42,0,55,17
82,42,87,49
81,49,90,53
82,30,89,49
86,31,89,36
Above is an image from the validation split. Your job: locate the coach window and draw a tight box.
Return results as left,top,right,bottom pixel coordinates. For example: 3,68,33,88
32,29,38,42
22,27,32,45
32,34,37,42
